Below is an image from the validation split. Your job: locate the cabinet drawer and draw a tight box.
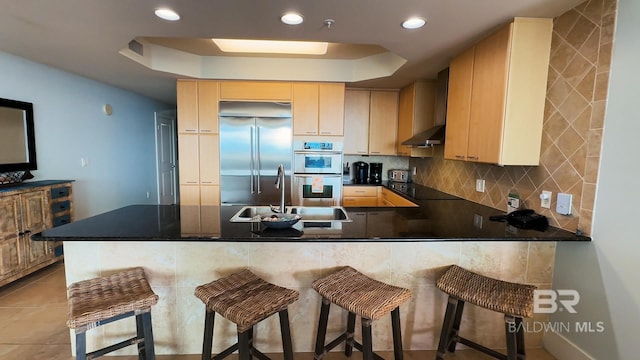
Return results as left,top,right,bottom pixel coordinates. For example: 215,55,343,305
51,200,70,214
51,186,70,199
52,214,71,227
343,186,377,197
343,197,378,207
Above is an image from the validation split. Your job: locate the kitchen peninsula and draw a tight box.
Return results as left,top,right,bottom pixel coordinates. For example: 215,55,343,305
35,184,588,356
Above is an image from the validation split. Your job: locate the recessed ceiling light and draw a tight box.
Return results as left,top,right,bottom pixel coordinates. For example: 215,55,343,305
402,17,426,29
154,8,180,21
281,12,303,25
212,39,328,55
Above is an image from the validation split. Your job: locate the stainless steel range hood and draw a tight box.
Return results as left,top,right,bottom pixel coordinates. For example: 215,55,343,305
401,125,446,147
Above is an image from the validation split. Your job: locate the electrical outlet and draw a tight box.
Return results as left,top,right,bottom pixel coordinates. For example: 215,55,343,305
540,191,552,209
475,179,485,192
412,167,417,176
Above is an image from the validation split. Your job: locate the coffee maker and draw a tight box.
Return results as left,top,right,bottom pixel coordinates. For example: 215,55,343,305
353,161,369,184
369,162,383,184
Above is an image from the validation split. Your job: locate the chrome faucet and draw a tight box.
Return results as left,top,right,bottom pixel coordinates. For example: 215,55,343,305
272,164,286,213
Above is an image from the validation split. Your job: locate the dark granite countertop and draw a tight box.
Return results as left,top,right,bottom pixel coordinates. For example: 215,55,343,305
33,184,590,242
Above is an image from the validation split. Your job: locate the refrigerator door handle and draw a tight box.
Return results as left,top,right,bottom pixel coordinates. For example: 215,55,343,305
256,125,261,194
250,125,255,194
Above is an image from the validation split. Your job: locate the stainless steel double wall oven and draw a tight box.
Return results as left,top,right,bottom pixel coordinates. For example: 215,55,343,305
292,141,343,206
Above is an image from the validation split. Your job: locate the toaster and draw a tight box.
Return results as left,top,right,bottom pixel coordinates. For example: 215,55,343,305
388,169,411,183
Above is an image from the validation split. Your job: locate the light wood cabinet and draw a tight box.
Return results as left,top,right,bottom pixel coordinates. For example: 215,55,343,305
0,181,72,287
397,81,437,157
219,81,292,101
343,90,370,154
444,17,552,165
293,82,345,136
177,81,221,205
344,89,398,155
343,186,417,207
342,186,378,207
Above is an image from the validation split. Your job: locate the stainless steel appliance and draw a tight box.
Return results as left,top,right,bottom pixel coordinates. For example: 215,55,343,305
353,161,369,184
219,101,292,205
292,141,343,206
389,169,411,183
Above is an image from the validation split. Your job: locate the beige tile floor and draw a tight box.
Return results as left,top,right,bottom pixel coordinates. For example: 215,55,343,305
0,262,556,360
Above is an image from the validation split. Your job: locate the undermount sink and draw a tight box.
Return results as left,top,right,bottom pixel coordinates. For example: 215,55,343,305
229,206,350,223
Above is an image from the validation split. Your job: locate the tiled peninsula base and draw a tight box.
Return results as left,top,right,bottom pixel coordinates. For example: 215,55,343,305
62,240,556,356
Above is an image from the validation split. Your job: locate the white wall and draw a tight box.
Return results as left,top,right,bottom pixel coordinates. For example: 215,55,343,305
548,0,640,358
0,51,172,219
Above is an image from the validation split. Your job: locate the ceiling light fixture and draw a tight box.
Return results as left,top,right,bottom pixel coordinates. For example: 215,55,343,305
402,17,426,29
281,12,304,25
154,8,180,21
212,39,328,55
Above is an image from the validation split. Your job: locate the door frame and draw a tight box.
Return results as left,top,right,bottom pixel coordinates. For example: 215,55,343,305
155,109,178,205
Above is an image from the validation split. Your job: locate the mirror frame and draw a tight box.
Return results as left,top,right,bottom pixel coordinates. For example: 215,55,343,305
0,97,37,173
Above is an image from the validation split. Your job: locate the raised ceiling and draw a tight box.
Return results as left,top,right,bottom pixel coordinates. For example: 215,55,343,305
0,0,585,105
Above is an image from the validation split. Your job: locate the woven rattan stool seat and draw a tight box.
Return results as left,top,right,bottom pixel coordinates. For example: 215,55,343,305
67,267,159,329
194,269,299,332
436,265,536,319
312,266,412,320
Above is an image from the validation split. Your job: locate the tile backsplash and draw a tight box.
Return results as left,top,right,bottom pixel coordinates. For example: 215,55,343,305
410,0,616,236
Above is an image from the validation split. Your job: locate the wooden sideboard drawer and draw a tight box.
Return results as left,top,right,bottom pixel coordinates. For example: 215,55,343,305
51,200,70,214
51,186,71,199
52,214,71,227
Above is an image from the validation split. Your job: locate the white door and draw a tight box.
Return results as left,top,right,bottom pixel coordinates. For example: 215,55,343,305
155,110,177,204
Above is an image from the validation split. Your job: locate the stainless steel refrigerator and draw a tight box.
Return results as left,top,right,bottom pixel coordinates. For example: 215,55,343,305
219,101,292,205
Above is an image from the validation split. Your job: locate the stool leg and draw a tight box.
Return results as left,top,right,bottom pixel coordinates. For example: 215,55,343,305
140,311,156,360
390,307,404,360
238,328,251,360
504,315,518,360
202,309,215,360
314,298,331,359
75,331,87,360
436,296,458,360
361,317,373,360
279,309,294,360
345,312,356,357
447,299,464,353
515,317,526,360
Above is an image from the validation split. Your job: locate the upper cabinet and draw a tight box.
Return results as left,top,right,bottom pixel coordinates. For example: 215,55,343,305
219,81,292,101
444,17,553,166
397,81,437,157
344,89,398,155
177,80,219,134
293,82,345,136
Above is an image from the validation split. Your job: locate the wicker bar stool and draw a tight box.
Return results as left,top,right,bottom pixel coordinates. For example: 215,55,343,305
194,269,300,360
66,267,159,360
312,266,412,360
435,265,537,360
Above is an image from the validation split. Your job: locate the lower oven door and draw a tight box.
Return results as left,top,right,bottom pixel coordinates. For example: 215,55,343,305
292,174,342,206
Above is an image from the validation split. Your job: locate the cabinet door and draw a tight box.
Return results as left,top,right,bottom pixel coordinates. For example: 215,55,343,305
318,83,345,135
178,134,199,185
293,83,319,135
468,24,511,164
177,80,199,133
396,84,415,156
179,185,200,206
21,190,50,265
444,47,475,161
368,91,398,155
199,134,220,186
343,90,370,155
219,81,292,101
198,81,219,133
0,196,23,276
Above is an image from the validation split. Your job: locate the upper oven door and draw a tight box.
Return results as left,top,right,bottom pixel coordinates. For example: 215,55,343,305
293,151,342,174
